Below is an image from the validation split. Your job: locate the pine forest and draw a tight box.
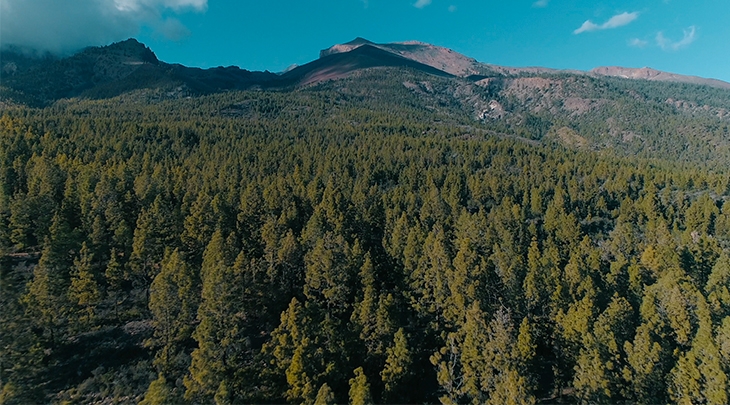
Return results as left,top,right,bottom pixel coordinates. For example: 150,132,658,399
3,66,730,404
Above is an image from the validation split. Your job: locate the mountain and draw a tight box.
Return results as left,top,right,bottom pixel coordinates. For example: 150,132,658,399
0,38,459,106
1,39,165,104
2,36,730,161
320,37,484,77
3,37,730,108
321,38,730,91
283,43,453,85
0,39,279,106
320,38,587,78
592,66,730,90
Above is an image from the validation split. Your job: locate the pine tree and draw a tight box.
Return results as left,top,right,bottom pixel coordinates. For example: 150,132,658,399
349,367,373,405
413,225,453,332
706,252,730,319
8,191,33,249
140,375,176,405
351,254,395,359
431,304,535,405
381,328,413,402
23,239,71,347
623,323,668,404
148,248,198,379
573,295,634,403
303,232,360,314
263,297,306,403
669,294,728,405
104,248,126,321
69,242,101,328
130,194,179,290
181,191,215,262
314,383,336,405
185,230,238,402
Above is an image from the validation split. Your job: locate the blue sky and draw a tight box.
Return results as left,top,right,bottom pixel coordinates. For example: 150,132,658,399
2,0,729,82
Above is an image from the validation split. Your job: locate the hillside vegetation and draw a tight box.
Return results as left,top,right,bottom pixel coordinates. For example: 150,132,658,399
2,65,730,404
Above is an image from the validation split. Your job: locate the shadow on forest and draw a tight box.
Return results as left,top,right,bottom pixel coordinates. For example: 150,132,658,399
44,323,153,397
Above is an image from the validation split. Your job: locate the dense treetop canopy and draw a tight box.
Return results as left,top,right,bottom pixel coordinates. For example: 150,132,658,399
2,67,730,404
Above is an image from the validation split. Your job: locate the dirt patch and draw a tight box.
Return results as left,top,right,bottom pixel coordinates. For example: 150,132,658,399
552,126,589,149
562,97,608,115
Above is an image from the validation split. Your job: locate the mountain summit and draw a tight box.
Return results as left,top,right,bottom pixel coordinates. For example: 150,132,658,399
284,43,452,86
320,38,483,77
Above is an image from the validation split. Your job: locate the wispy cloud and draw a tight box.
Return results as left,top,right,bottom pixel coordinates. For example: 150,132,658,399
533,0,549,8
574,11,639,34
414,0,432,9
448,5,457,12
113,0,207,12
628,38,648,48
656,26,697,50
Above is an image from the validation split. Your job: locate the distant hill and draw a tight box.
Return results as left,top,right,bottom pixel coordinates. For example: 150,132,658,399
592,66,730,90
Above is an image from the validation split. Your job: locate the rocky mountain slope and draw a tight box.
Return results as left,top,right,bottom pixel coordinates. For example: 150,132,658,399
320,37,484,77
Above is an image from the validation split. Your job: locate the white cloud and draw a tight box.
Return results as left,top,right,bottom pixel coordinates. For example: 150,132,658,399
574,21,601,34
602,12,639,29
656,26,697,51
533,0,549,8
448,5,457,12
628,38,648,48
574,11,639,34
114,0,206,12
414,0,432,9
0,0,208,54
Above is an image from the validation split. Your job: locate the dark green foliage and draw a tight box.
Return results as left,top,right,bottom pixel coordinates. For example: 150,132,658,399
2,69,730,404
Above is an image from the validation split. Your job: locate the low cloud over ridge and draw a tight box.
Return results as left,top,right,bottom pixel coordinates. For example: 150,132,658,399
0,0,207,54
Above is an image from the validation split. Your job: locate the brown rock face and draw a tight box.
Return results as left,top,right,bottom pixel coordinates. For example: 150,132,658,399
319,38,482,77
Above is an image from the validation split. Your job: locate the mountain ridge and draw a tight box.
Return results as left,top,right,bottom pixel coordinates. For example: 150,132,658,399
591,66,730,90
2,37,730,108
319,38,730,89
